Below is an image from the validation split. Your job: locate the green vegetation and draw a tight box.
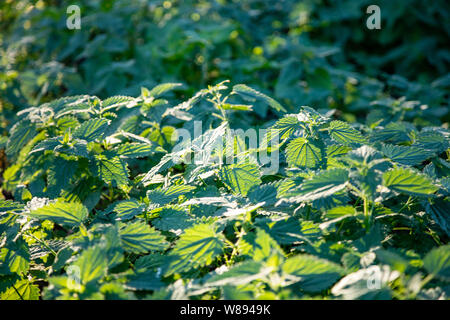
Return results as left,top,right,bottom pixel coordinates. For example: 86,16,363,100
0,0,449,300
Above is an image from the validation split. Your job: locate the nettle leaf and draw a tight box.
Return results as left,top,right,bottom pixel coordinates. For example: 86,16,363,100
370,122,415,144
220,103,253,111
238,228,283,261
328,121,366,146
30,137,61,154
101,96,135,112
141,153,178,186
6,120,37,156
286,137,325,169
423,245,450,281
218,163,261,196
327,144,352,158
119,221,168,254
73,118,110,142
29,200,88,227
71,245,108,284
425,199,450,237
284,168,349,202
381,144,434,166
256,217,320,245
413,131,449,153
265,116,301,145
30,239,68,260
147,82,182,98
0,136,7,149
105,199,145,221
94,155,129,187
55,139,89,158
114,142,155,158
0,279,39,300
331,265,400,299
382,168,438,196
233,84,286,113
55,102,91,119
0,200,24,214
125,271,164,291
247,183,278,206
152,207,194,234
205,261,268,287
47,158,78,198
147,185,196,205
0,246,29,274
282,254,345,292
164,223,225,276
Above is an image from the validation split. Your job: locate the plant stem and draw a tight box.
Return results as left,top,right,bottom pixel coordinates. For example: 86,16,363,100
363,196,370,230
26,232,57,256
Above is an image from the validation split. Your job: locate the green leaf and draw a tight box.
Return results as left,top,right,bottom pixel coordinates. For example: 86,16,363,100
147,83,182,98
381,144,434,166
286,137,325,169
125,271,164,291
206,261,267,287
220,103,253,111
55,139,89,158
328,121,366,146
71,245,108,284
383,168,438,196
284,168,349,202
238,228,283,261
425,199,450,237
413,131,449,153
141,153,179,186
233,84,286,113
164,223,225,276
147,185,196,205
105,199,145,221
282,254,345,292
94,155,129,187
119,221,168,254
6,121,37,156
370,122,414,144
256,218,320,245
0,246,29,275
218,162,261,196
152,207,194,234
115,142,155,158
29,201,88,227
0,279,39,300
266,116,301,145
29,137,61,154
423,245,450,281
331,266,399,299
101,96,135,112
0,200,24,214
73,118,110,142
46,158,78,198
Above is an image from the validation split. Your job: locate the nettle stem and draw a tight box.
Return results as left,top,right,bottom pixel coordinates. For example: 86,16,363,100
363,196,371,230
348,183,372,231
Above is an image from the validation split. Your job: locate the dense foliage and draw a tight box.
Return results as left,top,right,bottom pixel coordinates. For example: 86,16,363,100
0,0,449,300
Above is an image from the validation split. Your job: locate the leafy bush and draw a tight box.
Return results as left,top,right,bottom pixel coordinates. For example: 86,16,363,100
1,82,449,300
0,0,449,300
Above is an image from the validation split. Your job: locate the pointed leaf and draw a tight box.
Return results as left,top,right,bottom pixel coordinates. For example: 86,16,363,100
29,201,88,227
383,168,438,196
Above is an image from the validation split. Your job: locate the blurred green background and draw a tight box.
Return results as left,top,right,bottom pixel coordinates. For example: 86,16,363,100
1,0,449,131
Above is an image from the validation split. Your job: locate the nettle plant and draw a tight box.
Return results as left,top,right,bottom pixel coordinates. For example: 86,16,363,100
0,81,449,300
